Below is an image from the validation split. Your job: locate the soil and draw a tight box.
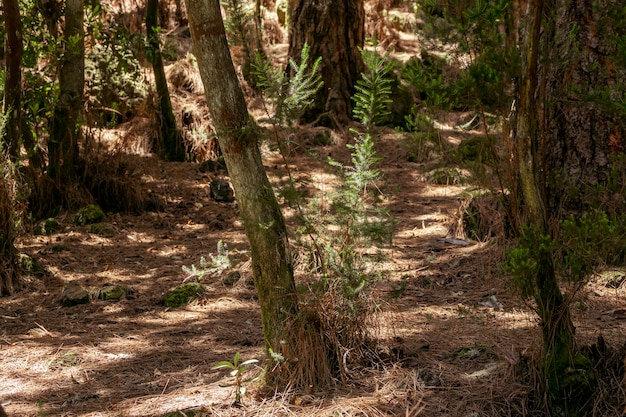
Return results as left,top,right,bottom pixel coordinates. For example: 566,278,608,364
1,6,626,417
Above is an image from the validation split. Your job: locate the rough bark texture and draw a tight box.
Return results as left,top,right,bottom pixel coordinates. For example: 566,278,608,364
48,0,84,186
2,0,23,161
516,0,606,411
288,0,365,125
539,0,626,216
0,157,20,295
146,0,185,162
184,0,299,372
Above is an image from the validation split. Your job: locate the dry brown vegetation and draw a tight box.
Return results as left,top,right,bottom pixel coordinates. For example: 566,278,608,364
1,2,626,417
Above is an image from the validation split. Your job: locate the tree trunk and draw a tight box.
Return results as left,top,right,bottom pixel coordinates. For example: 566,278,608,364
0,154,20,295
539,0,626,217
515,0,612,411
146,0,185,162
288,0,364,125
184,0,302,380
48,0,84,187
2,0,23,161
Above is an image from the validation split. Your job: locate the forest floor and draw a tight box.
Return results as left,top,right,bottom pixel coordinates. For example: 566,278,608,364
2,6,626,417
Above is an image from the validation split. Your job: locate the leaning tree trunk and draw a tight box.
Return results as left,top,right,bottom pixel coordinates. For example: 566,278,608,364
2,0,23,161
288,0,364,125
146,0,185,162
49,0,84,187
185,0,331,388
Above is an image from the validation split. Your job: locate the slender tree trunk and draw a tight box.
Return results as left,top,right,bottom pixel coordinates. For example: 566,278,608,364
516,0,600,411
49,0,84,186
2,0,23,161
184,0,300,371
146,0,185,162
288,0,364,125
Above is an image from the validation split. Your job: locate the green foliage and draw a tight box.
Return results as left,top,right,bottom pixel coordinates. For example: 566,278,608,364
352,48,394,128
559,211,626,281
407,0,519,112
85,39,148,127
506,211,626,300
404,109,445,162
252,43,323,126
182,240,231,280
212,352,259,405
323,46,395,295
221,0,262,86
221,0,255,46
402,54,456,110
296,45,394,312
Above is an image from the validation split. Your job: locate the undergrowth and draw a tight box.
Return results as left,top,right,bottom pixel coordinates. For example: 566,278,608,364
252,42,395,387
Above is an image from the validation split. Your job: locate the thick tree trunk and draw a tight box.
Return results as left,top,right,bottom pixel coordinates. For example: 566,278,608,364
48,0,84,186
539,0,626,216
516,0,604,411
184,0,299,371
146,0,185,162
0,155,20,295
2,0,23,161
288,0,364,125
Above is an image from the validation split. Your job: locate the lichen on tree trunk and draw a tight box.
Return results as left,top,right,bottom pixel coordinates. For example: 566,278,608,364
515,0,597,411
48,0,84,187
184,0,334,388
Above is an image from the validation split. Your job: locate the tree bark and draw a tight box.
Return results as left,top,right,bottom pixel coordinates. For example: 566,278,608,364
146,0,185,162
0,154,20,295
2,0,23,161
184,0,299,369
539,0,626,216
288,0,364,125
48,0,84,186
515,0,608,410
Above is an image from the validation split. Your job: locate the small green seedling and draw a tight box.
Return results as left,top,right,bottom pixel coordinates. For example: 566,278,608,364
182,240,231,281
212,352,259,405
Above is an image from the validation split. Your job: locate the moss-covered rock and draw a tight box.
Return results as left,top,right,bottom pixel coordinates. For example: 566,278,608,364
88,222,116,237
161,282,205,308
94,284,136,301
19,253,45,277
74,204,105,226
61,281,90,307
35,217,62,235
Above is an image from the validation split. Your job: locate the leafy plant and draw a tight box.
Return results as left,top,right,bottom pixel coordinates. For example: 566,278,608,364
506,211,626,302
221,0,262,86
252,42,323,126
352,48,394,129
320,47,395,298
182,240,231,281
212,352,259,405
